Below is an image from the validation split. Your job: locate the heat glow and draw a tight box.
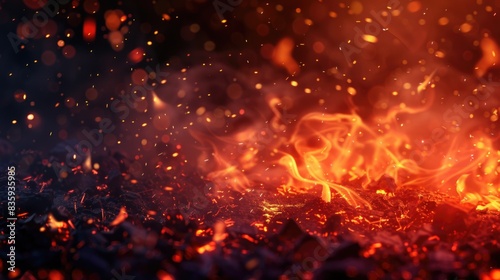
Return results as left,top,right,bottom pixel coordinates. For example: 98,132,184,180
194,69,500,211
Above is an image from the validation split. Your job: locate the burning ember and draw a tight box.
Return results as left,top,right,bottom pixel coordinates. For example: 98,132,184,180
1,0,500,279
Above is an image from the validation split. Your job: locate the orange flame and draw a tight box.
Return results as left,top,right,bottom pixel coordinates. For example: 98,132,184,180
194,88,500,210
278,102,500,210
278,111,410,207
189,42,500,211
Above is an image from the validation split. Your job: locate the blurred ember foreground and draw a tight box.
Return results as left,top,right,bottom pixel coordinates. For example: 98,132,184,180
1,152,499,280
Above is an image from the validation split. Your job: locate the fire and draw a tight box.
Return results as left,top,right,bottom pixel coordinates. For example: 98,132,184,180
278,111,411,207
192,75,500,210
159,24,500,212
279,103,500,210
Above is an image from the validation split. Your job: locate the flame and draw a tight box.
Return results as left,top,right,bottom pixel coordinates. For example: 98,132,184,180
186,33,500,211
278,106,500,209
193,84,500,210
279,112,404,207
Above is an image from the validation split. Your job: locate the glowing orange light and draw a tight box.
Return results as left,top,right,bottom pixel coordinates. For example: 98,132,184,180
83,17,96,42
475,37,500,78
110,207,128,226
197,242,216,254
272,37,300,75
128,47,145,63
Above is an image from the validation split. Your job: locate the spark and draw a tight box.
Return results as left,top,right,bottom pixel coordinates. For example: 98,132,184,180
417,68,437,93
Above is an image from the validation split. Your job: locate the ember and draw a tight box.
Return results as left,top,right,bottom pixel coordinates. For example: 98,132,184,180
1,0,500,279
